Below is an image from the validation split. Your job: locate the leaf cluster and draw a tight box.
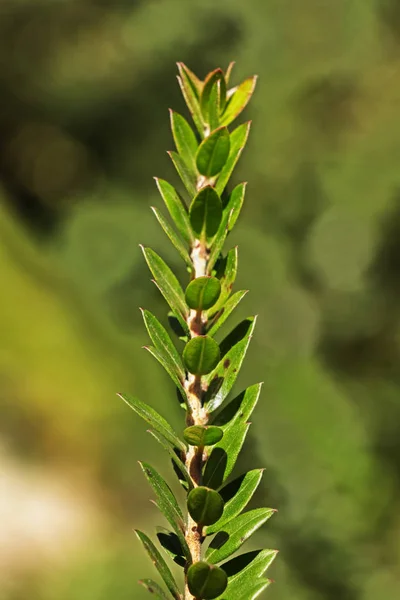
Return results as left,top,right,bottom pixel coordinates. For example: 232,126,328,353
119,62,277,600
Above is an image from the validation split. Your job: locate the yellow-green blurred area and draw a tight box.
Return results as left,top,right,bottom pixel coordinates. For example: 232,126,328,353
1,0,400,598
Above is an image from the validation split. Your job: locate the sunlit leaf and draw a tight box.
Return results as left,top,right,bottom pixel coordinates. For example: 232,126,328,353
207,290,248,337
143,345,187,400
215,122,251,196
208,247,238,310
139,578,170,599
187,486,224,526
170,110,198,171
205,508,275,564
202,422,250,489
205,469,264,535
141,309,185,382
135,530,181,600
220,76,258,127
151,207,192,268
225,62,235,85
154,178,194,244
190,186,223,241
204,317,257,413
201,69,227,122
212,382,263,428
147,429,193,490
168,150,197,197
141,246,189,334
177,62,204,136
237,578,272,599
196,127,230,178
221,549,277,598
183,425,223,447
117,394,186,453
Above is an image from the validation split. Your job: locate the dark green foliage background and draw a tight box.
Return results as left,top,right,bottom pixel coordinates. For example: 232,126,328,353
1,1,399,598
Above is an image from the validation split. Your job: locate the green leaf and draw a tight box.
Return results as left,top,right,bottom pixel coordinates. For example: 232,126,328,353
220,76,258,127
190,186,223,241
208,247,238,311
177,62,204,136
185,277,221,311
141,309,186,382
168,150,197,197
155,178,194,244
205,469,264,535
139,578,170,599
170,110,198,171
141,246,189,334
147,429,193,491
202,422,250,489
201,69,227,121
117,394,186,453
187,486,224,526
207,290,248,337
225,62,235,85
237,579,272,599
207,183,246,273
196,127,230,177
204,317,257,413
205,508,275,564
151,207,192,268
139,462,190,559
183,425,224,447
208,81,222,131
156,527,186,567
183,336,221,376
187,562,228,599
215,122,251,196
135,530,181,600
212,382,263,428
143,346,187,401
221,549,277,598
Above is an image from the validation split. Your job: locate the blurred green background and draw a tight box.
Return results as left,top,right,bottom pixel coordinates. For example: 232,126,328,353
1,0,400,598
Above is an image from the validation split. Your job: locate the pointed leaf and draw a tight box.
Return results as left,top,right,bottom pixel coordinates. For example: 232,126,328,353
156,527,186,567
183,336,221,376
142,309,185,382
139,578,170,599
201,69,227,121
205,469,264,535
204,317,257,413
225,62,235,85
202,422,250,489
139,462,190,559
212,382,263,428
187,562,227,599
190,186,223,241
168,150,197,197
170,110,198,171
205,508,275,564
117,394,186,453
221,549,277,598
208,247,238,312
148,429,193,491
208,183,246,272
185,276,221,311
135,530,181,600
144,346,187,400
141,246,189,334
220,76,258,127
237,579,272,599
183,425,223,447
208,80,222,131
151,207,192,268
215,122,251,196
177,63,204,136
155,178,194,244
196,127,230,178
207,290,248,337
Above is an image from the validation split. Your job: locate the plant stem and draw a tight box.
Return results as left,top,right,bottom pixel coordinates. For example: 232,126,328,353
184,239,209,600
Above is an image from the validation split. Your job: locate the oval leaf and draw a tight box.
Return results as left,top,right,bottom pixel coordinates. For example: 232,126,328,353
190,186,222,240
187,562,228,599
135,530,181,600
183,425,224,447
216,122,251,196
183,336,221,376
201,68,227,122
196,127,230,177
185,276,221,311
187,486,224,526
205,508,275,564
